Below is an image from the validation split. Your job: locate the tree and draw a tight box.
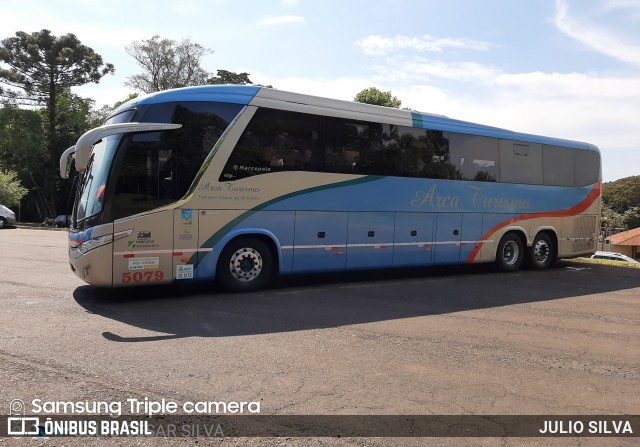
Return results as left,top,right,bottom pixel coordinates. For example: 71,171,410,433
53,89,95,148
0,168,28,207
601,203,625,232
623,207,640,230
0,104,49,219
125,36,212,93
602,175,640,214
0,92,97,220
208,69,253,85
0,29,114,213
354,87,402,108
0,104,46,175
88,93,140,128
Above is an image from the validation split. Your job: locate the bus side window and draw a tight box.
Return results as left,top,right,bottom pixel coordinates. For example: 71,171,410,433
499,139,543,185
323,118,377,174
111,101,242,220
543,145,575,186
390,126,426,178
221,108,322,180
448,133,499,182
574,149,600,186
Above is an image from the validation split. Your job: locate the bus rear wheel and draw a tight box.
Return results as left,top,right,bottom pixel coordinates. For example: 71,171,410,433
217,237,274,292
496,233,524,272
528,233,555,270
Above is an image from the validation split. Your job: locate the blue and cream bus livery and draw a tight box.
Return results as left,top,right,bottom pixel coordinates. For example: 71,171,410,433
60,85,601,292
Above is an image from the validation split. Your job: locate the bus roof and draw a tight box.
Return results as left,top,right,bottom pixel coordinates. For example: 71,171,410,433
111,85,597,152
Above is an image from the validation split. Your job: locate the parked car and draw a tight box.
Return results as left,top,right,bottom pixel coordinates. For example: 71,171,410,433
0,204,16,229
591,251,639,263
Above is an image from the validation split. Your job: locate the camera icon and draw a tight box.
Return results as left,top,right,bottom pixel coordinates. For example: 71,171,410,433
10,399,25,416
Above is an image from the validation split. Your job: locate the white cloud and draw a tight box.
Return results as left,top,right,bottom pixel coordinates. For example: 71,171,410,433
256,15,305,26
73,84,137,109
495,71,640,100
603,0,640,14
281,0,300,6
553,0,640,66
355,34,491,56
0,6,149,49
373,58,500,85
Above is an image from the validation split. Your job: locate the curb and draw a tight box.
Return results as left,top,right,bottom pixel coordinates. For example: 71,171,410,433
14,224,68,231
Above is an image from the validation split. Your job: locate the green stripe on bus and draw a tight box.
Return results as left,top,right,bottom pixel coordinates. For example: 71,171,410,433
195,176,384,259
411,111,423,128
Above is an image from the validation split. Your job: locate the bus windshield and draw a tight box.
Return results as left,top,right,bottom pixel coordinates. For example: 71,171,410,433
72,101,244,228
74,135,119,223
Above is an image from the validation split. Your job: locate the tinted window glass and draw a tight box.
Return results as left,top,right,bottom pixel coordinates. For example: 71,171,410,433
324,117,389,175
105,109,136,125
221,108,322,180
389,126,424,177
574,149,600,186
389,128,461,180
111,101,242,220
499,140,543,184
425,131,463,180
543,145,575,186
75,136,119,222
74,109,137,224
112,133,176,218
449,134,498,182
221,108,588,188
223,109,502,182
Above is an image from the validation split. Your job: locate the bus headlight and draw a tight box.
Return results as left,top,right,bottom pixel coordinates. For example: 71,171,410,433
70,229,131,259
71,234,113,258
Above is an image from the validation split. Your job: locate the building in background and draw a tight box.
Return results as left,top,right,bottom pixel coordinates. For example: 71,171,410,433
609,228,640,260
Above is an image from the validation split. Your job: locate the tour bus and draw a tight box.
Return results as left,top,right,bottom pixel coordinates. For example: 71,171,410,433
60,85,601,292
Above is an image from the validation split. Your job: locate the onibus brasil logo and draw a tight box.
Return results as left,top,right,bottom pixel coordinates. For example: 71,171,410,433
8,399,42,436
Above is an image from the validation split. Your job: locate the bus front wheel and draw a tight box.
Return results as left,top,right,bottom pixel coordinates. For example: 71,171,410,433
217,237,274,292
527,233,555,270
496,233,524,272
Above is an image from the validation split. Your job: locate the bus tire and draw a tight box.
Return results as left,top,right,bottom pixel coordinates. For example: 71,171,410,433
217,237,274,292
528,233,554,270
496,232,524,272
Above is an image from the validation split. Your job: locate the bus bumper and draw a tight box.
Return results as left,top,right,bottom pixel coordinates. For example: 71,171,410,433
69,243,113,287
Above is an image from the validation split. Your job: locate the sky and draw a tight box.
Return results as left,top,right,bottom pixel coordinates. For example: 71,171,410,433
1,0,639,182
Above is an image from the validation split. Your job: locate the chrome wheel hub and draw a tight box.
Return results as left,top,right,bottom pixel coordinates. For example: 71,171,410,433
533,240,550,264
503,240,520,265
229,247,263,282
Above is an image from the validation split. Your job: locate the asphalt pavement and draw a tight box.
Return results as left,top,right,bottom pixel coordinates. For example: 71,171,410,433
0,228,638,446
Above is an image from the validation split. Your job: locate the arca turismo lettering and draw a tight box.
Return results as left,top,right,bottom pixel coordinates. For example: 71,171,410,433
411,184,459,209
198,181,260,194
469,185,531,211
411,184,531,211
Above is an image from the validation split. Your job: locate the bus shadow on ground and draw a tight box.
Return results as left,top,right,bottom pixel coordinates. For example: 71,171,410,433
73,261,640,342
